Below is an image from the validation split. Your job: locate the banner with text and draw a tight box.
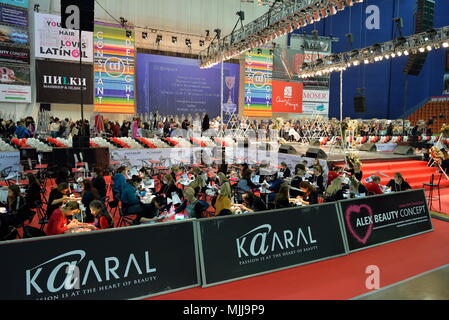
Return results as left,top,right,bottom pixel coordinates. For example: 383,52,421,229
339,190,433,252
272,80,303,113
0,61,30,102
0,43,29,63
0,0,28,9
94,22,135,114
197,203,347,286
0,221,199,300
35,60,93,104
0,3,27,28
136,54,240,117
302,89,330,115
244,49,273,117
34,12,93,62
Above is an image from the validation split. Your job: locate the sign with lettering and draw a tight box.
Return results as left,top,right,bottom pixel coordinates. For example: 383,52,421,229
0,43,29,63
0,61,31,102
197,203,347,286
272,80,303,113
35,60,93,104
338,190,433,252
34,12,93,62
60,0,94,32
0,3,27,28
94,22,135,114
0,221,199,300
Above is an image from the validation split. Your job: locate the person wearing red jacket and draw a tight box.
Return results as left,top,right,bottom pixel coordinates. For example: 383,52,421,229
89,200,114,230
46,202,81,236
365,176,384,195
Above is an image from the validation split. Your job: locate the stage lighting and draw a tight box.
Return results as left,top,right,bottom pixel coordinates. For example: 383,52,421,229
391,52,396,58
185,39,192,47
345,0,354,6
426,45,432,51
156,35,162,44
419,47,425,53
403,50,409,55
328,4,337,15
336,1,345,11
364,59,369,64
172,36,177,43
384,54,390,59
349,49,359,59
397,51,402,56
142,32,148,39
126,30,132,38
443,42,449,48
353,60,360,66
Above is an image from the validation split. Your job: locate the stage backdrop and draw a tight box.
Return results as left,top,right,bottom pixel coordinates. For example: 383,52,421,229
136,54,240,118
94,22,135,114
34,12,93,62
244,48,273,117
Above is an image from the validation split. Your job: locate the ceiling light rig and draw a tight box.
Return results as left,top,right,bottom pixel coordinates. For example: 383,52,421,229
298,25,449,78
200,0,365,69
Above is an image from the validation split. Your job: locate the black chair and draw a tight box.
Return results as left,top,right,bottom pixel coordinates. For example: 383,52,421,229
423,173,443,212
117,203,135,227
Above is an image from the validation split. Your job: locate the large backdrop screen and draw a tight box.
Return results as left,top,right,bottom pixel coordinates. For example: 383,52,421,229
136,54,240,118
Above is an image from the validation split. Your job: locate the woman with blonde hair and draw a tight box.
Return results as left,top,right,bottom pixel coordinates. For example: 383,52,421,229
175,187,210,219
215,182,233,216
159,173,182,198
325,177,345,202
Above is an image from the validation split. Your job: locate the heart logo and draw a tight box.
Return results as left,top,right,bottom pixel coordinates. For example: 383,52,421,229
345,205,374,245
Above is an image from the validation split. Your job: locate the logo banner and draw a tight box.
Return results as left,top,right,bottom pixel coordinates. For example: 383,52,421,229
339,190,433,252
197,203,347,286
34,12,93,62
0,43,29,63
0,221,199,300
0,0,28,9
0,3,27,28
272,80,303,113
35,60,93,104
94,22,135,114
0,61,30,102
244,50,273,117
61,0,94,32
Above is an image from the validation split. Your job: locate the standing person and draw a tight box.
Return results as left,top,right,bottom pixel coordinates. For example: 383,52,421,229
89,200,114,230
49,118,60,138
121,121,130,137
111,121,121,137
46,182,72,219
81,180,100,223
15,121,30,139
202,114,210,132
92,167,107,201
308,165,325,193
112,166,128,200
132,117,140,138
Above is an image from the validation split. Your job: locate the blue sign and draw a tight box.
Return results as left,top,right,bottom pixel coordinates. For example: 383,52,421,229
136,54,240,118
0,0,28,9
0,3,28,28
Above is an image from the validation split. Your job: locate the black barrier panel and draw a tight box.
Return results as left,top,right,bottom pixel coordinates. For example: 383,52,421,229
197,203,347,287
0,221,199,300
338,189,434,252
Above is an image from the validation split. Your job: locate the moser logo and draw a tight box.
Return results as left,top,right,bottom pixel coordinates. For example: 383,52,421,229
303,92,328,100
236,224,317,259
43,75,87,87
26,250,157,297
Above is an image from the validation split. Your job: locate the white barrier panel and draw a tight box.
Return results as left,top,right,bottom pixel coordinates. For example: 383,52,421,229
0,152,20,173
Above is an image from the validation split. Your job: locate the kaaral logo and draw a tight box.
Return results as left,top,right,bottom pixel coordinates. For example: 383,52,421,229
236,224,317,258
284,86,292,99
26,250,157,296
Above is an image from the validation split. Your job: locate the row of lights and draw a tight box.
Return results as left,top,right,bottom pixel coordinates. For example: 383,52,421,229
141,32,206,47
299,29,449,78
201,0,364,68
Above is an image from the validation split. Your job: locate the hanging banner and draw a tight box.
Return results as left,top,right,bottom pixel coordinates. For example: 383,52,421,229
0,3,27,28
197,203,347,287
302,89,330,115
0,43,29,63
61,0,95,32
272,80,303,113
35,60,93,104
339,190,433,253
94,22,135,114
0,0,28,9
0,24,28,46
0,221,200,300
0,61,30,102
34,12,93,62
244,49,273,117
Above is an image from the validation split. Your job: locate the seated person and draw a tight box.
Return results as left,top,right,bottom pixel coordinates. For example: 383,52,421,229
189,168,207,197
327,162,342,186
386,173,412,192
349,175,368,196
236,169,259,194
348,161,363,182
290,164,306,198
25,173,42,209
275,183,291,209
307,165,325,193
112,166,128,200
265,173,284,203
121,176,152,221
324,177,346,202
280,162,291,178
136,196,167,225
175,187,210,219
1,185,33,227
89,200,114,230
92,167,107,201
365,176,384,195
81,180,100,223
46,182,72,219
46,201,82,236
297,181,319,205
235,191,267,213
215,183,233,216
158,174,182,198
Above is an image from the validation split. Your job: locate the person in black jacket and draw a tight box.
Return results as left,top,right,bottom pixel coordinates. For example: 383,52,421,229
307,165,325,193
290,164,306,198
275,183,291,209
202,114,210,132
236,191,267,213
386,173,412,192
81,180,100,223
1,185,32,228
92,167,107,200
46,182,71,219
298,181,319,205
280,162,291,178
25,173,42,209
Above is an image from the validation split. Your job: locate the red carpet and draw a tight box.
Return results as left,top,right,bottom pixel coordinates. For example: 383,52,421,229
428,188,449,216
147,219,449,300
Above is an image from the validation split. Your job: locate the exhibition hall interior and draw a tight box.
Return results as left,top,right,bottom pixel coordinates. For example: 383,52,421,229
1,0,449,302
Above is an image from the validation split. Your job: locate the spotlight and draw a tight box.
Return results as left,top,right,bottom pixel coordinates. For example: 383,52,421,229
391,52,396,58
185,39,192,47
336,1,345,11
172,36,177,43
404,50,409,55
397,51,402,56
328,4,337,15
419,47,425,53
126,30,132,38
142,32,148,39
214,29,222,40
34,4,39,12
385,54,390,59
364,59,369,64
199,40,205,47
156,35,162,44
427,45,432,51
434,43,440,49
443,42,449,48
